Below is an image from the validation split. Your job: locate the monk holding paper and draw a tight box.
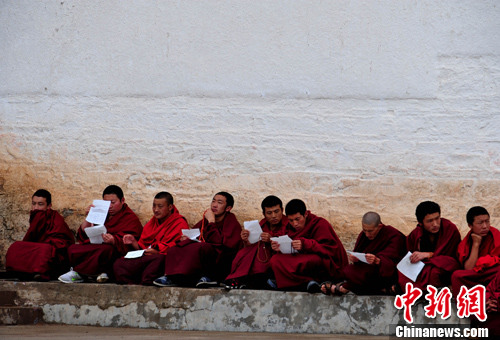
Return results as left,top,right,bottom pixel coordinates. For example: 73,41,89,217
6,189,75,281
397,201,461,292
321,212,406,295
268,199,347,292
113,191,188,285
224,195,288,289
58,185,142,283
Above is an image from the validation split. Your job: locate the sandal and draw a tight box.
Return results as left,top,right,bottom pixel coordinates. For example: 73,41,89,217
332,282,349,296
320,281,333,295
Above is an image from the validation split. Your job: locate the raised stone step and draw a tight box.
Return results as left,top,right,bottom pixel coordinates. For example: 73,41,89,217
0,306,44,325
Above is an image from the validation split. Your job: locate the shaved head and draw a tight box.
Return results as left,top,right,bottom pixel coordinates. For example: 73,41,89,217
362,212,381,227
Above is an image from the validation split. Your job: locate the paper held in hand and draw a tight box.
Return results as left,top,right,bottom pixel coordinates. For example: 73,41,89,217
397,251,425,282
125,249,145,259
270,235,297,254
85,200,111,225
243,220,263,244
182,229,200,241
84,224,107,244
347,251,369,264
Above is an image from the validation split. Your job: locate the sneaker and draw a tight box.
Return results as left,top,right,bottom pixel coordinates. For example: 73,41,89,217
196,276,218,288
96,273,109,283
266,278,277,290
307,280,321,293
58,268,83,283
153,275,175,287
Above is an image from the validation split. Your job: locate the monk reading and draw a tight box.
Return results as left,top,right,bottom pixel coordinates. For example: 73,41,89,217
113,191,188,285
268,199,348,293
153,192,242,288
397,201,461,292
6,189,75,281
224,195,288,289
58,185,142,283
321,212,406,295
451,206,500,295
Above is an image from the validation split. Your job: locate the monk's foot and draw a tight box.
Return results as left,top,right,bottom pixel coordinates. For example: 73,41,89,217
332,282,349,296
320,281,333,295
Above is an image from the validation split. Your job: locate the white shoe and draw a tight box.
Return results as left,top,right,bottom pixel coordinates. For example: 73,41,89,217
58,268,83,283
96,273,109,283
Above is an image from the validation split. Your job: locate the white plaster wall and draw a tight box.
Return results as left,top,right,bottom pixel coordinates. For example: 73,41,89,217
1,1,499,261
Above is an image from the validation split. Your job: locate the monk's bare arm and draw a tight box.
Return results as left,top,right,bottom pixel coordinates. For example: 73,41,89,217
464,233,482,270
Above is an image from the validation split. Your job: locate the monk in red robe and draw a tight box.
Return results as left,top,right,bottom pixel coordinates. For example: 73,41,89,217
268,199,348,292
321,212,406,295
153,192,242,288
451,206,500,295
58,185,142,283
6,189,75,281
480,269,500,336
113,192,188,285
224,195,288,289
398,201,461,292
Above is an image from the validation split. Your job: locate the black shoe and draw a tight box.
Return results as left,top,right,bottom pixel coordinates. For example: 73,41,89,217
307,280,321,293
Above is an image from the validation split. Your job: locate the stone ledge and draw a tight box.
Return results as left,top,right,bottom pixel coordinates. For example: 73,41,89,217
0,281,469,335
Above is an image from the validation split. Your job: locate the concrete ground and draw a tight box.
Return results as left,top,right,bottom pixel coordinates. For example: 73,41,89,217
0,324,388,339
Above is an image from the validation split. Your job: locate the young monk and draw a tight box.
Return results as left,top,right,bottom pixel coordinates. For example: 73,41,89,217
268,199,348,293
321,212,406,295
6,189,75,281
451,206,500,295
58,185,142,283
397,201,461,292
113,191,189,285
153,192,242,288
224,195,288,289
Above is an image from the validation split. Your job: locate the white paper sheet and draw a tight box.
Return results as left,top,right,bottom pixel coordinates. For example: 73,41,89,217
85,200,111,225
124,250,145,259
270,235,297,254
243,220,263,244
347,251,369,264
397,251,425,282
84,224,107,244
182,229,200,241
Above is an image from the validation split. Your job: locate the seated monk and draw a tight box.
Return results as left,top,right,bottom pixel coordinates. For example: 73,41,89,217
153,192,242,288
398,201,461,292
322,212,406,295
268,199,348,293
224,195,288,289
113,191,188,285
58,185,142,283
479,269,500,337
451,206,500,295
6,189,75,281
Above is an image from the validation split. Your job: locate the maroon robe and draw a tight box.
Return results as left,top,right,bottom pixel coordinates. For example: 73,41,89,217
343,224,406,294
480,270,500,336
398,218,461,291
451,227,500,295
113,205,188,285
6,209,75,279
67,203,142,277
269,211,348,289
163,212,242,284
225,216,288,283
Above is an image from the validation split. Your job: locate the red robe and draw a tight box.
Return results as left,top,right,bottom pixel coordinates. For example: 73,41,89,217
6,209,75,279
163,212,242,284
269,211,348,289
343,224,406,294
113,206,188,285
451,227,500,295
480,270,500,336
398,218,461,291
67,203,142,277
225,216,288,283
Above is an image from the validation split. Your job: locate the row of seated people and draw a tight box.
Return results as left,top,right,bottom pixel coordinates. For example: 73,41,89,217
5,186,500,325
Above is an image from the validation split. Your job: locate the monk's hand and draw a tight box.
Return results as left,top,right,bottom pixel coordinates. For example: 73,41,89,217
144,248,159,256
123,234,135,244
348,254,358,263
486,298,498,312
409,251,430,263
204,209,216,224
365,253,380,265
292,240,302,251
85,204,95,216
102,233,115,245
241,229,250,243
471,233,482,245
180,235,189,241
271,240,281,252
260,232,271,243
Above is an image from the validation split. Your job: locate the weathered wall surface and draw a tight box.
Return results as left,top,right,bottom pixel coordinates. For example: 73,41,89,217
1,1,499,267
